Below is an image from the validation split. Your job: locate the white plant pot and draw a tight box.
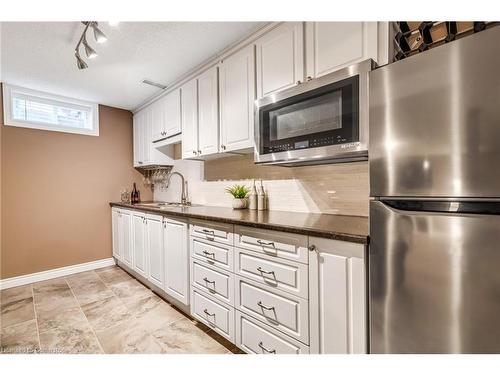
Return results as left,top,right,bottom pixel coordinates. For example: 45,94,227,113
232,198,248,209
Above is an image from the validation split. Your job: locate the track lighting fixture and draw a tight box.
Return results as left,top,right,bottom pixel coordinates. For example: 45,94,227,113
74,21,109,70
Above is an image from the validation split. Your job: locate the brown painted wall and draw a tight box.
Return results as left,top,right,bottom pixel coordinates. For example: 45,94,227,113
1,95,151,279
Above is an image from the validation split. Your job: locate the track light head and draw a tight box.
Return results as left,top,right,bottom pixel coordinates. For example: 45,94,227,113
91,22,107,43
75,51,88,70
82,36,98,59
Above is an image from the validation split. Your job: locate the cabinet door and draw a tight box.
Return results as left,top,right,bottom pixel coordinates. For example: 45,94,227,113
219,44,256,152
164,217,189,305
305,22,379,78
133,111,145,167
164,89,182,137
181,79,199,159
151,97,167,142
111,209,122,260
146,214,164,289
121,210,133,268
142,107,152,164
256,22,304,98
132,213,148,278
308,237,366,354
197,66,219,156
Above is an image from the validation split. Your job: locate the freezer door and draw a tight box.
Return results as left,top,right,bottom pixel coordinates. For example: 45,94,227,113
369,200,500,353
369,26,500,198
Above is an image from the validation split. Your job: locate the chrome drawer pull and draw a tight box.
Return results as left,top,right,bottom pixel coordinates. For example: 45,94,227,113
257,267,275,276
202,250,215,258
258,342,276,354
257,301,275,311
202,229,215,235
203,309,215,317
203,277,215,285
257,240,275,247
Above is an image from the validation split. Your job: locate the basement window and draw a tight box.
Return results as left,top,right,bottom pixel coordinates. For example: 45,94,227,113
2,84,99,136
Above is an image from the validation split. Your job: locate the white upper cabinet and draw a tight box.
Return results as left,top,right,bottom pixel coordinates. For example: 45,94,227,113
181,78,199,159
256,22,304,98
197,67,219,156
305,22,383,79
164,88,182,137
219,44,256,153
151,97,167,142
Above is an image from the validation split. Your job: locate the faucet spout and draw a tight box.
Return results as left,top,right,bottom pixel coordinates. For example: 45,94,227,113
166,172,188,205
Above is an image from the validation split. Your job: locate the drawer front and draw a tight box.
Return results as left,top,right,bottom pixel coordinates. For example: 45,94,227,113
235,276,309,344
191,260,234,305
191,288,235,342
234,225,308,264
191,237,233,271
190,220,233,245
236,311,309,354
235,248,308,299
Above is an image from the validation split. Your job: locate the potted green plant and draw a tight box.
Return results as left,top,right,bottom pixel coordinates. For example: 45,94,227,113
225,184,250,209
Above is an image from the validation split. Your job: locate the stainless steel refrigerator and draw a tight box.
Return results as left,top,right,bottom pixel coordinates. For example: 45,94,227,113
369,26,500,353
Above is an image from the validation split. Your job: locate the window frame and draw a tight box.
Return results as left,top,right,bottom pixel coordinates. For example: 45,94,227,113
2,84,99,136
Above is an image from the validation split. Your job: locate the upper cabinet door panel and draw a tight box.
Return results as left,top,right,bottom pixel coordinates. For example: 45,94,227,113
181,79,199,159
151,98,166,142
164,89,182,137
219,44,256,152
305,22,379,78
197,66,219,156
256,22,304,98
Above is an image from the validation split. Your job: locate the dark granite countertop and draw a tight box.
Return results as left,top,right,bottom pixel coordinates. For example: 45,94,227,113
109,202,369,244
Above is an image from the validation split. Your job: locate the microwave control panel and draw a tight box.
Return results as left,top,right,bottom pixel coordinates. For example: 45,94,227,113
268,135,348,153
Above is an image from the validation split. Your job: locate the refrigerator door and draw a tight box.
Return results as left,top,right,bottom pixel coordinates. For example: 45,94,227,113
370,26,500,198
370,200,500,353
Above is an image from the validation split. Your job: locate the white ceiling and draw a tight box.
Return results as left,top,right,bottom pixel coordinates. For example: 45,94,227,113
0,22,264,110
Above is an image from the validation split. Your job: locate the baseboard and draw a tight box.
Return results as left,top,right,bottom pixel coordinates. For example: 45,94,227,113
0,258,116,290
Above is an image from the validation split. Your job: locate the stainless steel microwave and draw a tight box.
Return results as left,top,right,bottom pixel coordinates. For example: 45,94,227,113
254,59,374,166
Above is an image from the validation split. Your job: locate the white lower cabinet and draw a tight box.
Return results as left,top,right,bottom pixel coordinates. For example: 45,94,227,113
308,237,367,354
132,211,148,279
111,208,133,266
164,217,190,305
146,214,164,289
191,287,235,342
236,311,309,354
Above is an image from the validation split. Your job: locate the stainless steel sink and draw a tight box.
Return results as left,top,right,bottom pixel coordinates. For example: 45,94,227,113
139,202,198,208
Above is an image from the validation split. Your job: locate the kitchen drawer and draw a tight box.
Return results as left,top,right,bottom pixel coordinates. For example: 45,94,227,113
191,237,233,272
191,260,234,306
191,287,235,342
235,248,308,299
236,311,309,354
234,275,309,344
190,220,233,246
234,225,308,264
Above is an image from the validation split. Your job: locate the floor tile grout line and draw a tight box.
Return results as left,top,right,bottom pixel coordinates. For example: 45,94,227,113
31,284,42,353
65,273,106,354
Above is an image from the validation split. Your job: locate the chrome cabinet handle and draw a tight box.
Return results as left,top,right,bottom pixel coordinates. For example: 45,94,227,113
308,245,318,253
257,301,275,311
203,309,215,317
257,240,275,247
296,80,302,84
257,267,275,275
203,277,215,285
193,150,197,155
202,250,215,258
221,145,226,150
258,342,276,354
198,150,202,155
202,229,215,235
138,161,143,164
306,76,313,81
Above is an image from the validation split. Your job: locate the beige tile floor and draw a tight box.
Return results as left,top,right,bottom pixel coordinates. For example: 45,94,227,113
0,266,242,354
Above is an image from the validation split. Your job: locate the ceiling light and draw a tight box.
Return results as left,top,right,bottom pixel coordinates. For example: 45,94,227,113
83,36,98,59
91,23,107,43
75,52,88,70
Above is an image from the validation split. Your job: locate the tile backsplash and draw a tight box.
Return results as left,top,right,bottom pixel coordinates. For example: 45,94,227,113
154,152,369,217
